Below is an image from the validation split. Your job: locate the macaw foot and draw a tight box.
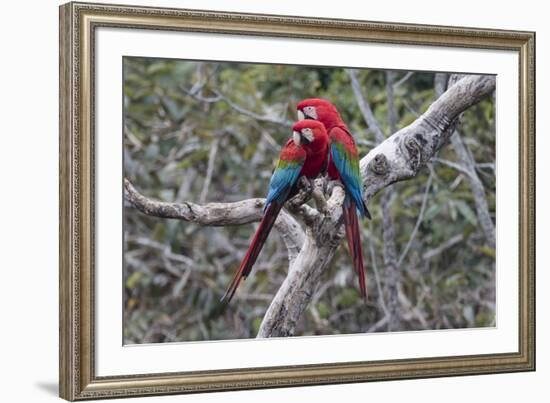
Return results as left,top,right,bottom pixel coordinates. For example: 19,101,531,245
312,178,328,215
298,176,314,193
287,177,313,210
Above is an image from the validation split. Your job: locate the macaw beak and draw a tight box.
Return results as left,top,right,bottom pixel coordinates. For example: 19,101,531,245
297,110,305,121
292,131,301,146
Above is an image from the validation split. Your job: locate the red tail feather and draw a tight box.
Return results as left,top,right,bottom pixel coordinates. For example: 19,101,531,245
221,202,283,303
343,201,368,301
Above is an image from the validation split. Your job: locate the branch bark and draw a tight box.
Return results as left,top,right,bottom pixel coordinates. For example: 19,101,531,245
435,73,496,249
450,132,495,249
125,74,495,338
359,75,495,200
257,187,346,337
258,74,495,337
124,178,305,264
199,137,219,204
382,70,400,331
347,68,401,331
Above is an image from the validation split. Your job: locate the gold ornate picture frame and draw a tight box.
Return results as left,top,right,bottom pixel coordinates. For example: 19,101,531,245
59,2,535,400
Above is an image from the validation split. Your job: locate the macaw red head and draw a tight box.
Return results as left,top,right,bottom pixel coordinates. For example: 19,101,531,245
296,98,343,129
291,120,328,151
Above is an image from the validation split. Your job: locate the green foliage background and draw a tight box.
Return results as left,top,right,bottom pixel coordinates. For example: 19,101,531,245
123,57,496,343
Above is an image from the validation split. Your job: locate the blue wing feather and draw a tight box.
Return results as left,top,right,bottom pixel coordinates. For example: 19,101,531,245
330,142,367,217
264,159,304,210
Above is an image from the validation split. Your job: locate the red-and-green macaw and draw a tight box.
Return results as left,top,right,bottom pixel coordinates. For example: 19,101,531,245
222,120,330,303
297,98,371,300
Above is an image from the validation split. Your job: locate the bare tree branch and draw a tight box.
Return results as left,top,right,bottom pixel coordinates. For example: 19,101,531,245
347,69,385,140
125,74,495,338
397,168,434,267
257,187,346,337
212,90,293,127
422,233,464,260
476,162,495,171
182,84,292,127
199,137,219,204
436,73,496,249
368,231,389,317
451,132,495,249
359,75,495,201
432,157,473,177
347,68,401,330
124,178,305,264
394,72,414,89
386,71,398,133
382,70,400,331
258,74,495,337
433,73,449,100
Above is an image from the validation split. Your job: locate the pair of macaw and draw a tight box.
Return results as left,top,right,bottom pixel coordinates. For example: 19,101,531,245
222,99,371,303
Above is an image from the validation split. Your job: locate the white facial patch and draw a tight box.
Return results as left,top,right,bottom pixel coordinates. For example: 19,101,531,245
304,106,318,120
301,128,314,142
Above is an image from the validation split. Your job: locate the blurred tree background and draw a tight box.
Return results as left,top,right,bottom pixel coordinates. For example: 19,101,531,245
123,57,496,344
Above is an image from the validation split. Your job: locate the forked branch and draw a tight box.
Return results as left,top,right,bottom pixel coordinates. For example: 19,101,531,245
258,74,496,337
124,178,305,263
125,74,496,338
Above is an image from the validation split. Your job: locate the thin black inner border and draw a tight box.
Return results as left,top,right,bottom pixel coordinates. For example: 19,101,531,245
119,53,498,348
